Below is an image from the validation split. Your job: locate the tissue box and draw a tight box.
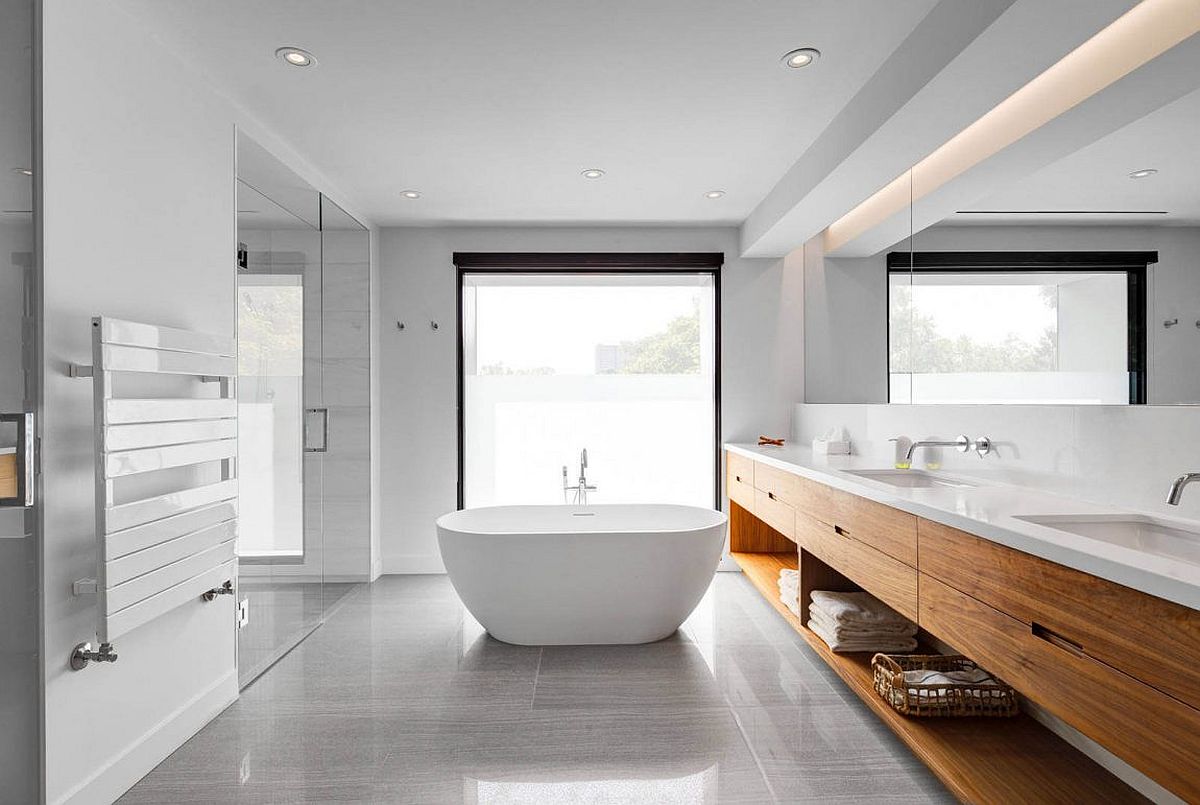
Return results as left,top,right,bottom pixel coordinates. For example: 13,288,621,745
812,439,850,455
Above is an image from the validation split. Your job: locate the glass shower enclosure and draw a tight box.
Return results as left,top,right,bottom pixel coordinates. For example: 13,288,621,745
235,133,369,686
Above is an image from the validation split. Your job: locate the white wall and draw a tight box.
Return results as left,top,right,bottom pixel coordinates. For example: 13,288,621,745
39,3,373,802
379,226,803,573
805,224,1200,404
802,234,889,402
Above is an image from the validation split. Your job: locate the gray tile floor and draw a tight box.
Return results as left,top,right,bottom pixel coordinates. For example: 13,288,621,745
121,574,952,804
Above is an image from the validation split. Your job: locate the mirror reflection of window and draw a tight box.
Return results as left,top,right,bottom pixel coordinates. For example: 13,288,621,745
888,258,1147,405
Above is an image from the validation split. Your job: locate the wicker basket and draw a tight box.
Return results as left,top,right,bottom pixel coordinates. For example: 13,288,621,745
872,653,1020,717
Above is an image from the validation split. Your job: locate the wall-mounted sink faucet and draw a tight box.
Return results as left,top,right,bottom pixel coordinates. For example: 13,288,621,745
563,448,597,505
902,435,992,465
1166,473,1200,506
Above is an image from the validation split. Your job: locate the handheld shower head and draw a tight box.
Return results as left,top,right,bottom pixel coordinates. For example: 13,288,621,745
581,448,588,470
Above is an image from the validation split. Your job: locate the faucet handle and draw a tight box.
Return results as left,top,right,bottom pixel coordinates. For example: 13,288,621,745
972,436,992,458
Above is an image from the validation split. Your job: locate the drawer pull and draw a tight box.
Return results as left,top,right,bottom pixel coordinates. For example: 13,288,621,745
1032,622,1084,657
767,491,776,501
833,524,851,538
735,475,742,483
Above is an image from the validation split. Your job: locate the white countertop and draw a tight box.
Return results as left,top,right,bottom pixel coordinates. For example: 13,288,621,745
726,442,1200,612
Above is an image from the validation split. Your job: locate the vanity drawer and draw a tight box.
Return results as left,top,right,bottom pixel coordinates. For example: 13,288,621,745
920,573,1200,802
752,461,800,506
799,511,918,622
754,488,795,542
919,519,1200,711
790,473,839,524
825,486,918,567
726,453,755,511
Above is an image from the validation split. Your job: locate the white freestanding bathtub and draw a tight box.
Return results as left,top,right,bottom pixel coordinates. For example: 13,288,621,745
436,504,727,645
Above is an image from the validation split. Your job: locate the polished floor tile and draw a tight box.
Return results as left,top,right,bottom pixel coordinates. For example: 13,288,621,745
121,574,949,804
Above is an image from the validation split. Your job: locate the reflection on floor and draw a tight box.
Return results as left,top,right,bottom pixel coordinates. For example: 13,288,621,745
123,574,952,803
237,580,361,688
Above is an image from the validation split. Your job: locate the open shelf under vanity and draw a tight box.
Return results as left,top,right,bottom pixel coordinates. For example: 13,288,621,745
729,502,1148,804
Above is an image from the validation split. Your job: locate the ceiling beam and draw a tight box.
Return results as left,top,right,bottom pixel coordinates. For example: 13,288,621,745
739,0,1138,258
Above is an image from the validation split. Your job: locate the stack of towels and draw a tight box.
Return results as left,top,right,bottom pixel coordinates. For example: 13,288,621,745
778,569,801,617
807,590,917,653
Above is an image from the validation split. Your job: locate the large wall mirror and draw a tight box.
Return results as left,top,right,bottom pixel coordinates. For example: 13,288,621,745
807,42,1200,406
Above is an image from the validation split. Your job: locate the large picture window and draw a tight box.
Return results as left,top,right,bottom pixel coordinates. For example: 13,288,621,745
456,256,720,509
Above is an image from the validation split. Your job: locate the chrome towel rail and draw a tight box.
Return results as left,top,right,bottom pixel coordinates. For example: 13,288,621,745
69,317,238,669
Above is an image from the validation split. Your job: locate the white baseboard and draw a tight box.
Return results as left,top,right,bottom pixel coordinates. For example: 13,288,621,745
55,668,237,805
717,553,741,572
382,554,447,574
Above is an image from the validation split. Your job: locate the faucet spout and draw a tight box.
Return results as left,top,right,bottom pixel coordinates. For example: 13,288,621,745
904,435,971,464
1167,473,1200,506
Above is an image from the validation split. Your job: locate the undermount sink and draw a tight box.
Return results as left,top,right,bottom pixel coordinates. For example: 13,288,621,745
843,469,979,489
1015,514,1200,566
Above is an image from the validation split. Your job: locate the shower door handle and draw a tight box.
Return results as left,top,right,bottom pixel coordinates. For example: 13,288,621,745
0,412,34,507
304,408,329,453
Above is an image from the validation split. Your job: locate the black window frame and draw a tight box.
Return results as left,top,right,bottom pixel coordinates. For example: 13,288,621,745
884,251,1155,405
453,252,724,510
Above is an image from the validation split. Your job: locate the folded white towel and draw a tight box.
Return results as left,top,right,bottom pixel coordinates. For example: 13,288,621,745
903,668,995,687
810,590,913,628
893,668,1003,705
809,603,915,639
779,590,801,618
808,617,918,653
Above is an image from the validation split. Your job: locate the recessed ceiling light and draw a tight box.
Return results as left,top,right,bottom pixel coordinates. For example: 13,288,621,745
12,168,32,176
1128,168,1158,179
400,190,421,199
581,168,605,179
782,48,821,69
704,190,726,199
275,47,316,67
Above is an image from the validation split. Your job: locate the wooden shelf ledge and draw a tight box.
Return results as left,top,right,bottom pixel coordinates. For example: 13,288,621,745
730,550,1147,805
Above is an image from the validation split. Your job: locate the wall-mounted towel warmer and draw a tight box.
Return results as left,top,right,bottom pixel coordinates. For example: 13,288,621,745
69,317,238,669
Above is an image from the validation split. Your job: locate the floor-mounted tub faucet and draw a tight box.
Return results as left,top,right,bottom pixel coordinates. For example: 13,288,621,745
563,448,597,505
1167,473,1200,505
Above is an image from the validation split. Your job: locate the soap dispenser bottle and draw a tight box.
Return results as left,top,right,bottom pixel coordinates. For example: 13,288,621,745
890,437,912,470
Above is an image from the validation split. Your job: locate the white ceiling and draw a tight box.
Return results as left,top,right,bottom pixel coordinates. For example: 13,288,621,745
950,86,1200,226
115,0,938,227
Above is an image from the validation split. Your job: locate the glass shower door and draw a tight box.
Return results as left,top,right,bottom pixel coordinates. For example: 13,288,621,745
235,156,326,687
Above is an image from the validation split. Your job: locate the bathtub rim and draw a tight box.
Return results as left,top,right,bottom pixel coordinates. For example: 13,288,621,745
436,503,728,537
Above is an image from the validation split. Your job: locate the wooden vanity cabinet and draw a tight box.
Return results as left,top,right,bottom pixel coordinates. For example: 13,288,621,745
919,519,1200,712
797,510,918,621
724,448,1199,802
920,574,1200,802
726,451,755,511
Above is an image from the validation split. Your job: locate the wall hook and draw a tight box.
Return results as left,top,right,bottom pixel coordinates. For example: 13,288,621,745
1164,318,1179,328
396,321,406,331
430,320,439,331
